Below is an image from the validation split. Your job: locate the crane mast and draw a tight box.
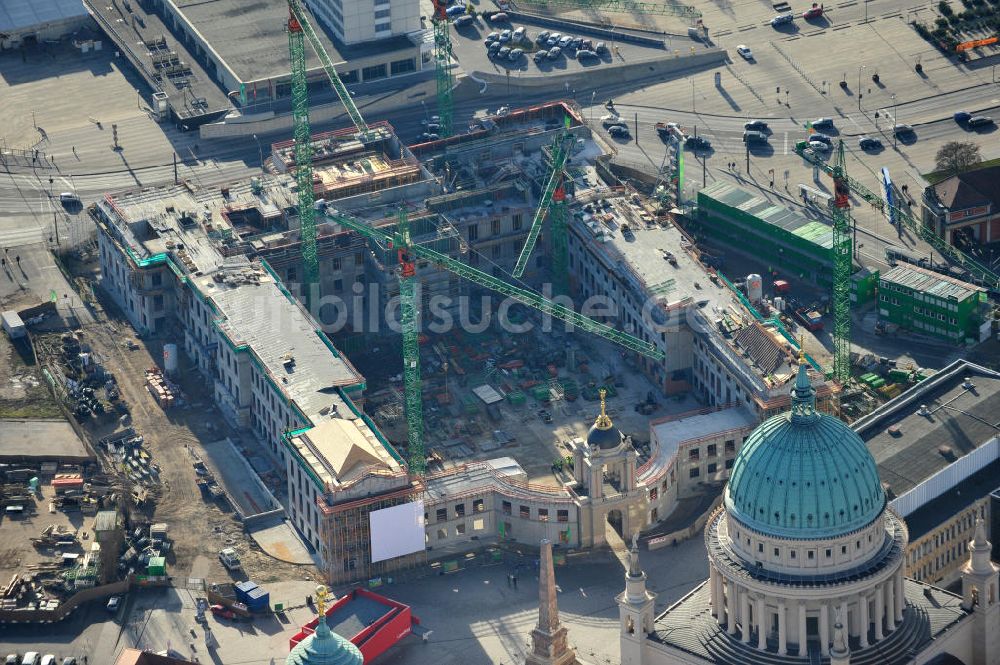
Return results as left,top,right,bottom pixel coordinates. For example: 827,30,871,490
430,0,453,137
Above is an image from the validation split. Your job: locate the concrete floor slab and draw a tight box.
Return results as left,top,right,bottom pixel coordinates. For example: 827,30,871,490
249,517,316,566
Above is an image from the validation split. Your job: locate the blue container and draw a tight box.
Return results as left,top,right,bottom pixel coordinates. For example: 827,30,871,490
235,580,258,603
245,586,270,612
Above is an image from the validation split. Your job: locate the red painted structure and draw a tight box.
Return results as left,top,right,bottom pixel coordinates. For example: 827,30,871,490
288,588,423,663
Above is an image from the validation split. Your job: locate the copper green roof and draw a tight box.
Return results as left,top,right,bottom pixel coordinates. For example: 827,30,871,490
286,612,363,665
724,362,886,539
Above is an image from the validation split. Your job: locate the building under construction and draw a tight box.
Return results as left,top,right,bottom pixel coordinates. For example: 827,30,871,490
89,101,843,585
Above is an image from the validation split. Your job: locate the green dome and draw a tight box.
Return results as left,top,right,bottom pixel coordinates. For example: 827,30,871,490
724,362,885,540
286,610,363,665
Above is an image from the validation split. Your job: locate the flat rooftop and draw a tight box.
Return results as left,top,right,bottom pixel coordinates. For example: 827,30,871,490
651,405,757,446
699,180,834,251
422,458,530,503
192,266,363,418
904,458,1000,540
572,198,733,316
0,419,91,462
854,360,1000,497
172,0,418,83
882,263,985,302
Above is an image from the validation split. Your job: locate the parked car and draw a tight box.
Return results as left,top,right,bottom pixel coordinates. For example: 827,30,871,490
424,123,441,132
557,35,573,47
488,41,501,55
454,14,474,27
576,49,598,59
808,140,830,152
490,11,509,22
601,113,624,127
809,133,832,145
744,119,769,132
61,659,77,665
968,116,995,128
21,654,40,665
497,46,511,59
422,115,440,126
892,124,914,135
811,117,834,129
536,30,550,44
5,656,19,665
547,46,562,59
508,47,524,61
570,37,584,49
39,657,56,665
106,596,121,612
608,124,630,138
546,32,562,46
595,41,608,54
858,136,882,150
486,31,499,41
445,4,466,17
420,132,440,141
582,38,594,50
498,29,512,42
513,26,527,41
736,44,753,60
685,135,712,150
210,604,236,620
802,3,824,18
770,13,794,25
533,50,548,63
59,192,79,204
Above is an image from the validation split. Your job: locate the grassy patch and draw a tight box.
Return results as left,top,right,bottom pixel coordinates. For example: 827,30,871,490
0,401,63,419
921,156,1000,185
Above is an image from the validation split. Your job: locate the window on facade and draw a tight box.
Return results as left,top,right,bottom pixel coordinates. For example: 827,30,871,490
707,462,717,473
333,279,343,291
725,458,734,469
362,64,387,81
758,543,764,553
538,508,549,522
520,505,530,519
473,518,485,530
774,547,780,556
390,58,416,75
456,523,466,535
689,467,700,478
707,443,717,457
374,8,391,19
790,550,796,559
688,448,700,461
455,503,465,517
436,508,447,522
474,498,485,512
492,219,501,235
649,488,658,501
557,509,569,523
468,225,479,241
513,213,523,230
492,244,502,259
502,501,512,515
437,528,447,540
808,550,815,559
331,257,342,271
151,273,162,287
375,21,391,33
287,267,297,282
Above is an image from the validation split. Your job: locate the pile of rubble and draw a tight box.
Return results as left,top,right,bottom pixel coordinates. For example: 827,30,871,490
97,428,161,504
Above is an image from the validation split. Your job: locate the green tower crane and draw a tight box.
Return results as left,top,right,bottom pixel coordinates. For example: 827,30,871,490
323,208,664,473
286,0,376,304
287,9,318,302
828,140,853,384
431,0,453,137
513,122,574,285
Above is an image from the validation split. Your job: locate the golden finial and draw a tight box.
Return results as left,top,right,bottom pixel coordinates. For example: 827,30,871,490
797,335,806,365
315,584,329,616
594,388,613,429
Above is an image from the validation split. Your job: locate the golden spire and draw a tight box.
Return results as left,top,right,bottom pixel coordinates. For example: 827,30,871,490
594,388,613,430
797,335,807,365
316,584,328,616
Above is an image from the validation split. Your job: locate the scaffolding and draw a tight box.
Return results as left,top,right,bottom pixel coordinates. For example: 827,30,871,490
318,483,426,585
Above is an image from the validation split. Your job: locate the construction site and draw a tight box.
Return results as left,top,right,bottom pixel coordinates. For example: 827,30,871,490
5,0,993,631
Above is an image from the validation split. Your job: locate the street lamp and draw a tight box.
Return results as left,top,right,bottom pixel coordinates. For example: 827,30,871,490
891,93,897,148
692,79,696,113
858,65,866,109
252,133,264,173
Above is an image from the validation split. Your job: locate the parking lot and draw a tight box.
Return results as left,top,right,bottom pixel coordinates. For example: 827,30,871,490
449,13,698,78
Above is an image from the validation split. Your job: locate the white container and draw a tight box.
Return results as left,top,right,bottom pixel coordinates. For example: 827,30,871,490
163,343,178,375
774,297,785,312
746,273,763,303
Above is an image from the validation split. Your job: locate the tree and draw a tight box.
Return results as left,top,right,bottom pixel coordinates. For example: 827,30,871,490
935,141,982,176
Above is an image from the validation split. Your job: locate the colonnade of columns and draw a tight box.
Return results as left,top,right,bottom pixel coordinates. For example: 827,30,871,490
708,565,907,656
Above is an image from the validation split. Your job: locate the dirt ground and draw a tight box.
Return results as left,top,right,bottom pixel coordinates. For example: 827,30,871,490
0,334,61,419
40,263,321,585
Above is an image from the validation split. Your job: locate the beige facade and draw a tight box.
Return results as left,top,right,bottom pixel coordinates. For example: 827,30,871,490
907,499,990,587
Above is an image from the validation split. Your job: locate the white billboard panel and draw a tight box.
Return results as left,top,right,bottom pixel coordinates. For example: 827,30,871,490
369,500,425,563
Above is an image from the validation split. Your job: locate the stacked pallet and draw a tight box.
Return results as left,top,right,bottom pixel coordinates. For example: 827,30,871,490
145,367,178,409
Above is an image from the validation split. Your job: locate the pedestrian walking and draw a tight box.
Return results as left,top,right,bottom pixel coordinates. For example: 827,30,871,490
512,574,518,589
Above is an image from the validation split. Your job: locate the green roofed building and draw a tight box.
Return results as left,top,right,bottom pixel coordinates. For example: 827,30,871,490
878,263,990,343
691,182,836,287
